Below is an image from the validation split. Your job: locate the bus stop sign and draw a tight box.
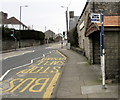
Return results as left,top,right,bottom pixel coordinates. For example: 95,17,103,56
91,13,101,23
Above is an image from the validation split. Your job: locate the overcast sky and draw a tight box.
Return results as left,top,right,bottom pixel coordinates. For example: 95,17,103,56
0,0,87,34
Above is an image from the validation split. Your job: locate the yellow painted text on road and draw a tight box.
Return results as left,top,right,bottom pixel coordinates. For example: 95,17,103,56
37,57,66,65
16,66,61,74
3,78,49,93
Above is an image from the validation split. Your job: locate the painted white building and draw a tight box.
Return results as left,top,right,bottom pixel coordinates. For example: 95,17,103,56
0,11,28,30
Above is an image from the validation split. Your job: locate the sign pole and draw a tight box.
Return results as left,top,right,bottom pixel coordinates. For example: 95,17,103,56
100,9,107,89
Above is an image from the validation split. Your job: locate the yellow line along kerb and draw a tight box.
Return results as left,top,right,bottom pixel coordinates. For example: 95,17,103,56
43,72,60,98
55,50,67,60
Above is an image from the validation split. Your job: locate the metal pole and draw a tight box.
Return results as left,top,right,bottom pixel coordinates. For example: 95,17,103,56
20,6,21,30
100,9,107,89
66,7,69,43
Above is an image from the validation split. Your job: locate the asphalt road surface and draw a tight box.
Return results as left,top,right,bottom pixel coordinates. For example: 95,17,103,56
1,42,64,76
0,42,67,99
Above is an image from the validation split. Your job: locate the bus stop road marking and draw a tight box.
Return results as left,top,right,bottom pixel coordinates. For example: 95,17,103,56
43,72,60,98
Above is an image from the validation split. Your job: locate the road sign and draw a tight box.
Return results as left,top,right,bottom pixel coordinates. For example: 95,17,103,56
91,13,101,23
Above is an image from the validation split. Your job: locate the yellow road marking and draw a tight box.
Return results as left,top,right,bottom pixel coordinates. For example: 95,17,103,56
29,78,49,92
20,78,36,92
37,58,45,62
37,60,44,65
40,67,50,73
10,78,36,93
3,78,24,93
43,72,60,98
56,50,67,60
29,67,43,73
27,64,33,67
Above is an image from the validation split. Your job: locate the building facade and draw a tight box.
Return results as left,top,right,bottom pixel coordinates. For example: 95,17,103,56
0,11,28,30
44,30,56,43
77,1,120,80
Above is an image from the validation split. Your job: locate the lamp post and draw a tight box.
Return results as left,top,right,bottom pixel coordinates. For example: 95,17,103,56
19,5,28,48
19,5,28,30
61,6,69,43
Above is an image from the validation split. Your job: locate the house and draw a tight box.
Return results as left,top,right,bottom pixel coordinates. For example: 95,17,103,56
44,30,56,43
77,1,120,80
0,11,28,30
54,34,63,42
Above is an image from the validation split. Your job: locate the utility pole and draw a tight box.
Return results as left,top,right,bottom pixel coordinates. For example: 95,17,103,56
66,7,69,43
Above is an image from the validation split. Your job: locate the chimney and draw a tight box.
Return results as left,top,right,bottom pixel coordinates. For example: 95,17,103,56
1,12,8,19
69,11,74,19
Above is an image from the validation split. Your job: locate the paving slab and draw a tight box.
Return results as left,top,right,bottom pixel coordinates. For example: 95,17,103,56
56,48,119,99
81,85,118,95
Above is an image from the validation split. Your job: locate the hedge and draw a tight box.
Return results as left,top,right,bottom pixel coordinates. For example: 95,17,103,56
15,30,45,40
1,26,45,41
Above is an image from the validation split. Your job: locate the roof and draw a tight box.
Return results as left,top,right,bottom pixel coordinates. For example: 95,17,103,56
97,16,120,26
0,11,27,28
44,30,55,34
7,17,22,24
85,16,120,36
2,17,27,27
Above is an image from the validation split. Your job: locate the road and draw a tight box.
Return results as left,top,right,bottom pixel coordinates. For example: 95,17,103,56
0,42,67,99
1,42,64,76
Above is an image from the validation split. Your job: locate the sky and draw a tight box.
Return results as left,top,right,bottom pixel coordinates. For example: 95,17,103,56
0,0,87,34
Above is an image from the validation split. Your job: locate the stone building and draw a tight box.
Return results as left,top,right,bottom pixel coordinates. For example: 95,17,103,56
44,30,55,43
77,1,120,80
55,35,62,42
68,11,79,46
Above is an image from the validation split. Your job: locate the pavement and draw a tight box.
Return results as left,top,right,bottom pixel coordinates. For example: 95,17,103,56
56,46,119,99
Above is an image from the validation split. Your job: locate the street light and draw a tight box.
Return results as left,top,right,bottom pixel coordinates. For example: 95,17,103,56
61,6,69,43
19,5,28,30
19,5,28,48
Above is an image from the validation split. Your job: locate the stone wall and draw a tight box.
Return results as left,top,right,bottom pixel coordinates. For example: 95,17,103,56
2,40,41,51
2,40,17,51
118,32,120,81
104,31,119,79
20,40,41,48
90,2,120,16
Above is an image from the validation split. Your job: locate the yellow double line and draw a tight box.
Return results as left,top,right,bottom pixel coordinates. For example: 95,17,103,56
56,50,67,60
43,50,67,98
43,72,60,98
